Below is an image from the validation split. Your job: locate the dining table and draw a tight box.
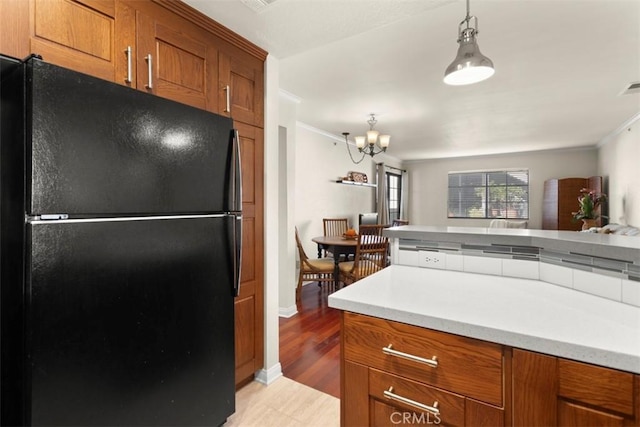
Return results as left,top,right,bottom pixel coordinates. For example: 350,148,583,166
311,235,358,289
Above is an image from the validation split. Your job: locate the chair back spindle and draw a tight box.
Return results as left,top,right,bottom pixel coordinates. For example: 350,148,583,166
323,218,349,237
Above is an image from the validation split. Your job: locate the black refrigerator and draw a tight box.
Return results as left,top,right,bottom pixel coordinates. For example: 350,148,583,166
1,54,241,426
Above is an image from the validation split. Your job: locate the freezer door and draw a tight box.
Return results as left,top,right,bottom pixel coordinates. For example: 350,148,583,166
26,59,234,216
26,216,235,426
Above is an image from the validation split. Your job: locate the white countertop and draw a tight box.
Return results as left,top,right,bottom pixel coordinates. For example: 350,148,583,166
328,265,640,374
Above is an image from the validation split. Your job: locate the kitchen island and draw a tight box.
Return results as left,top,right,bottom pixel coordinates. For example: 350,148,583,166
328,226,640,426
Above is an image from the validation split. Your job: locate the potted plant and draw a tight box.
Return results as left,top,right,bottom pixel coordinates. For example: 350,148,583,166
572,188,607,230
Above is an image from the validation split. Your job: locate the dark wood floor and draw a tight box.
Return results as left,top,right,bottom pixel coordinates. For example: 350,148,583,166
279,282,341,399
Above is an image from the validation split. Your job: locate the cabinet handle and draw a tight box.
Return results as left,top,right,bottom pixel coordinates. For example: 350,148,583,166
382,344,438,368
145,54,153,89
124,46,132,83
224,85,230,113
384,387,440,416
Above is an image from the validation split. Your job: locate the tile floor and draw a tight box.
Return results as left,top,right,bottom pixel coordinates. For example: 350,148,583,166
224,376,340,427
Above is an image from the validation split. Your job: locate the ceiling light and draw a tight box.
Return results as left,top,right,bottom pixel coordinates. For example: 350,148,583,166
343,114,390,164
240,0,277,14
619,81,640,96
444,0,494,86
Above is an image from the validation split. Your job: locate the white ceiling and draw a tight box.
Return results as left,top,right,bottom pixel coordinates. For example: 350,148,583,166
183,0,640,161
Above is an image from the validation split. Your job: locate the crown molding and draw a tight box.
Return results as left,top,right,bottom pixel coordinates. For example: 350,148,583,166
598,111,640,148
279,89,302,104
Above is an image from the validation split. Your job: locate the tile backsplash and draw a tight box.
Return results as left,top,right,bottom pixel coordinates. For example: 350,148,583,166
397,238,639,307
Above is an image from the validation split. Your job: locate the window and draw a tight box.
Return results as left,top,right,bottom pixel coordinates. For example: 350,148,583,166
386,172,402,222
448,170,529,219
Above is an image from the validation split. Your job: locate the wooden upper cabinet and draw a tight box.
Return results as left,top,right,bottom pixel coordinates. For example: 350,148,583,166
1,0,265,121
118,1,218,112
28,0,118,81
218,44,264,127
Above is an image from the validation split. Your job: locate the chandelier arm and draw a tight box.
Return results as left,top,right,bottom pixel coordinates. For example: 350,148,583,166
343,132,366,164
366,145,387,157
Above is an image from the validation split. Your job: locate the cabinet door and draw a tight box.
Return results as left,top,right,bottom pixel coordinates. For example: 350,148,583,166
558,401,624,427
219,45,264,127
233,122,264,387
29,0,120,82
343,360,369,426
512,349,557,426
513,349,638,426
130,1,218,112
0,0,29,58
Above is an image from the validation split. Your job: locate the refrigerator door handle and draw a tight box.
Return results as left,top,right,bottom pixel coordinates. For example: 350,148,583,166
230,129,243,213
233,215,242,297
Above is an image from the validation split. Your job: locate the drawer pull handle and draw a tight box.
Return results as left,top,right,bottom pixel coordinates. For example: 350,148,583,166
384,386,440,416
382,344,438,368
124,46,132,83
145,54,153,89
224,85,231,113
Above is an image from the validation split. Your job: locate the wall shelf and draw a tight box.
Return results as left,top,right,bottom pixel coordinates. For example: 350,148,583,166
335,180,377,188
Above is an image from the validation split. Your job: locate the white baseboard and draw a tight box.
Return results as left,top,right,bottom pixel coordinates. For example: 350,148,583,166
254,363,283,385
279,304,298,318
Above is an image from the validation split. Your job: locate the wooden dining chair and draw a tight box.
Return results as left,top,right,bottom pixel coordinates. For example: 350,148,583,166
322,218,349,258
338,229,389,286
392,219,409,226
323,218,349,237
358,224,388,236
295,227,335,302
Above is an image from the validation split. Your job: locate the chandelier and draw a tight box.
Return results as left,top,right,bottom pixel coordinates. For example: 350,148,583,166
343,114,390,164
443,0,495,86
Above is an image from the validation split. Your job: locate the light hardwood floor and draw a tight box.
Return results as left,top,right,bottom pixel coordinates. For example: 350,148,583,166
226,282,341,426
225,377,339,426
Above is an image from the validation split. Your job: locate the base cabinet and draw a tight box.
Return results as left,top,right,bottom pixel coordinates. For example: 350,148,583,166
341,312,507,427
342,312,639,427
512,349,639,427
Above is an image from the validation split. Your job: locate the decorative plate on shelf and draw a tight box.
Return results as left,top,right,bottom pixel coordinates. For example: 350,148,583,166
349,171,367,183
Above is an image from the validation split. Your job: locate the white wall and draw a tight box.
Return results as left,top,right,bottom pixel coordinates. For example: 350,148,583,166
277,92,299,316
407,148,599,229
260,54,282,383
293,125,377,258
598,114,640,227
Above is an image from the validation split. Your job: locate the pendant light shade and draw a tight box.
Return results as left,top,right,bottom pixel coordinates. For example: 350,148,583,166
444,0,494,86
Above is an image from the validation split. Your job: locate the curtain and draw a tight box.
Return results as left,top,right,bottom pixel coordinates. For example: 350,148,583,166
376,163,390,226
400,169,409,221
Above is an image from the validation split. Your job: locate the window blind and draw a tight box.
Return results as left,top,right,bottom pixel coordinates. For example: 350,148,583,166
448,170,529,219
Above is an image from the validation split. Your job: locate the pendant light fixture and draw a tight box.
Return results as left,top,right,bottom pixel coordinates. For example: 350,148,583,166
343,114,390,164
444,0,494,86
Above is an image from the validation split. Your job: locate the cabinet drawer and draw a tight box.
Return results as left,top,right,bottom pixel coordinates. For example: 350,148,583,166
369,368,465,427
558,358,634,416
344,312,504,406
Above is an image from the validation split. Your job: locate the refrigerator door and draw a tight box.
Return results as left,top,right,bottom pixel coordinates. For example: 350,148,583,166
26,216,235,426
26,59,234,216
